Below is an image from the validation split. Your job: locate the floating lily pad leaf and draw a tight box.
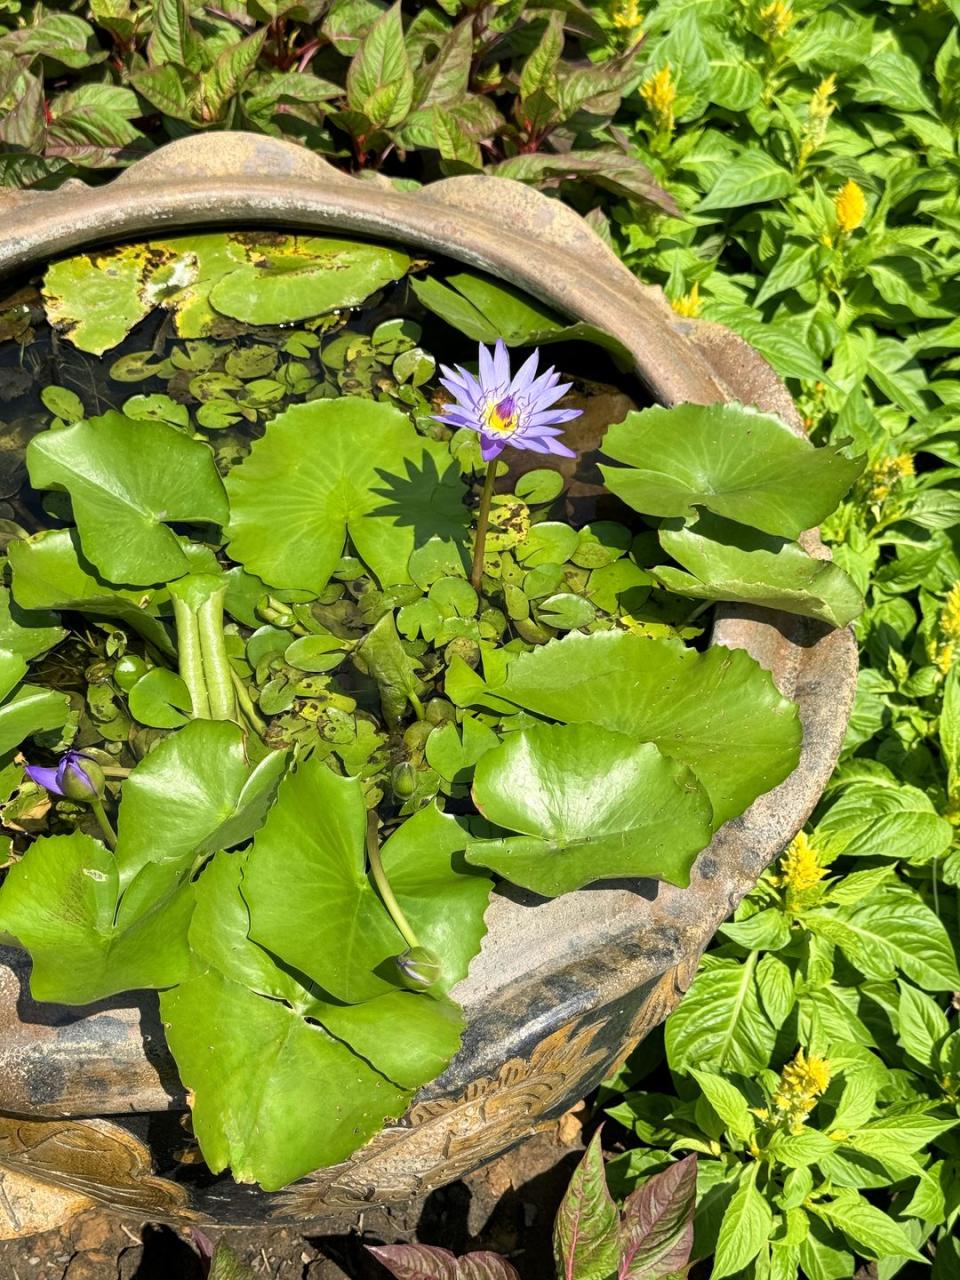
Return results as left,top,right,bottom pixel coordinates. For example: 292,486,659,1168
655,514,864,627
378,801,493,994
189,850,308,1004
116,721,288,892
0,832,193,1003
0,684,72,757
244,759,492,1002
469,723,712,894
0,653,27,705
410,271,631,363
310,989,464,1091
600,403,864,539
514,469,565,506
0,584,64,666
464,631,801,828
159,969,408,1190
158,233,248,337
587,560,652,614
425,714,500,785
43,243,182,355
244,758,402,1004
284,633,348,673
27,413,229,587
8,529,175,656
536,592,596,630
208,237,412,326
127,668,193,728
225,398,468,595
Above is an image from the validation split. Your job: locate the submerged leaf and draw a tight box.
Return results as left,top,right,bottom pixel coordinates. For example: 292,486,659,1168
469,722,713,894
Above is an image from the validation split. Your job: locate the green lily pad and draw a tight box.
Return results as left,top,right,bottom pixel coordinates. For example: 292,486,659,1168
0,684,72,757
159,968,408,1191
655,513,864,627
27,413,229,587
284,633,348,673
8,529,175,657
425,714,500,785
0,583,64,676
535,592,596,631
225,397,468,595
0,831,193,1003
127,668,193,728
457,630,802,828
116,720,288,892
208,236,412,326
468,722,713,894
243,758,492,1003
600,403,864,539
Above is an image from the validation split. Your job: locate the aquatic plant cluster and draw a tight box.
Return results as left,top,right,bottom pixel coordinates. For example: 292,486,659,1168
0,229,861,1191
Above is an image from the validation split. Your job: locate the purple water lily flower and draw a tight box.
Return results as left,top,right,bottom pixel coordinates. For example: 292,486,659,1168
25,750,104,801
435,339,582,462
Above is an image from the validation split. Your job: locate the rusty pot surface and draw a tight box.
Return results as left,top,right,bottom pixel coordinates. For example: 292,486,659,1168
0,134,857,1232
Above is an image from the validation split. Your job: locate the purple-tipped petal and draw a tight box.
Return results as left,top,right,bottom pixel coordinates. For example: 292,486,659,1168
478,343,497,390
539,436,577,457
24,764,65,795
480,435,507,461
526,407,583,427
493,338,511,386
508,349,541,398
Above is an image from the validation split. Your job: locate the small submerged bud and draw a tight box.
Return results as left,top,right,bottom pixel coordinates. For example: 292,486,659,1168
391,761,418,799
394,947,442,991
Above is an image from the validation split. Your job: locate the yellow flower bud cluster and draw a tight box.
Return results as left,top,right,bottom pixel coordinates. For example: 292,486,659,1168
610,0,643,32
770,1049,832,1133
759,0,794,41
930,582,960,674
641,64,677,134
776,831,827,897
864,452,914,509
798,75,836,168
671,281,701,318
835,179,867,234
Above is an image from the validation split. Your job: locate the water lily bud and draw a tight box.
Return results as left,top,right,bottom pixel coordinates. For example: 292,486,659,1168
114,654,148,691
403,720,433,754
444,635,480,669
424,698,456,725
60,755,106,802
391,761,418,799
394,947,442,991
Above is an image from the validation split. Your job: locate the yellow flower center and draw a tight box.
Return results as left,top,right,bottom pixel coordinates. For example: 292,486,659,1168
484,395,521,437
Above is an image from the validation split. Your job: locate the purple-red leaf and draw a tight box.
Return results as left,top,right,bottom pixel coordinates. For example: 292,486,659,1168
619,1155,697,1280
367,1243,520,1280
553,1129,620,1280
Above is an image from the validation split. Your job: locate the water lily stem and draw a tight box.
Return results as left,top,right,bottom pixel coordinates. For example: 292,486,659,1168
366,811,420,950
197,588,239,723
172,595,210,719
90,797,117,849
230,668,267,738
470,460,498,591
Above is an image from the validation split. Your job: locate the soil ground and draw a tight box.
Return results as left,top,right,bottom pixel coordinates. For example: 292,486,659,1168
0,1116,586,1279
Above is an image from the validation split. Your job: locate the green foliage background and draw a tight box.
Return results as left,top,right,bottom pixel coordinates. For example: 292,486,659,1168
3,0,960,1274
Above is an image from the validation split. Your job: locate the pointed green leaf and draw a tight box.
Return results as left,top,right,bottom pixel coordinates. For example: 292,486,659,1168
346,1,414,127
553,1130,620,1280
712,1166,772,1278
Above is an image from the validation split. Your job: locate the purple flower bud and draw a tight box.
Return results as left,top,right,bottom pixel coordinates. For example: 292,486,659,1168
434,339,582,462
394,946,442,991
25,750,105,802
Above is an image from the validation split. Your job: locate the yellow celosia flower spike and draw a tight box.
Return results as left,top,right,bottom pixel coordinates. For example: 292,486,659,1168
835,179,867,234
672,281,701,318
759,0,794,40
771,1048,832,1133
641,64,677,133
779,831,827,895
611,0,643,32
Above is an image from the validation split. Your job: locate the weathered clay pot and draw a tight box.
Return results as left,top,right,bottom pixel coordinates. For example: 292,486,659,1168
0,134,857,1234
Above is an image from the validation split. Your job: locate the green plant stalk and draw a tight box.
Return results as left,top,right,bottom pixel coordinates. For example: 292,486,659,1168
197,587,238,722
230,667,268,738
90,796,117,849
366,812,420,950
470,460,498,591
172,594,211,719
